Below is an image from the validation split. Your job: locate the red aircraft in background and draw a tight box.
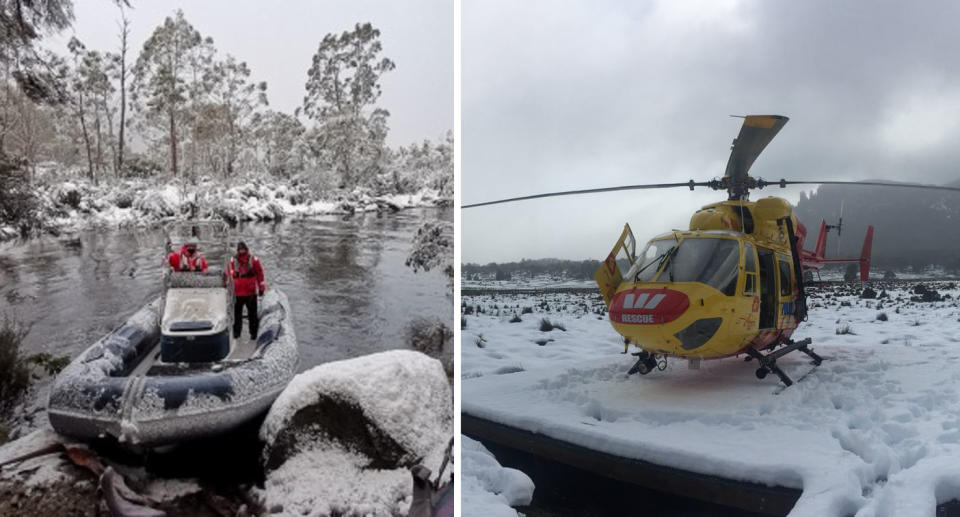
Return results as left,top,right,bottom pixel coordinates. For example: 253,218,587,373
797,218,874,282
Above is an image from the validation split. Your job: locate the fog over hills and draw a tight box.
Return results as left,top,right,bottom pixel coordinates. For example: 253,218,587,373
793,180,960,270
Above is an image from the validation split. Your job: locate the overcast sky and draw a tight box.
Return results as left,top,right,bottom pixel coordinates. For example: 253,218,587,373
463,0,960,264
50,0,452,147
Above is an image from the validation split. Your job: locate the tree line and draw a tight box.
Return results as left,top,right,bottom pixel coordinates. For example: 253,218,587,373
0,2,450,193
462,258,602,281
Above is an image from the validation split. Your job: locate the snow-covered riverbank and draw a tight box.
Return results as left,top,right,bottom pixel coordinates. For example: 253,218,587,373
0,176,451,241
0,350,453,516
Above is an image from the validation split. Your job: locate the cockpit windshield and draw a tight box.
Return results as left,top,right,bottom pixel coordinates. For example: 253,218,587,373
659,237,740,295
625,238,676,282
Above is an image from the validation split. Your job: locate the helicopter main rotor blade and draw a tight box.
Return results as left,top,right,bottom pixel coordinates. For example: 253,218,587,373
462,181,713,209
724,115,789,183
778,180,960,193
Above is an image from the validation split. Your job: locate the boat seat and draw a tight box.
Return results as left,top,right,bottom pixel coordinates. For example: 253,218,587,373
169,321,214,332
168,270,226,289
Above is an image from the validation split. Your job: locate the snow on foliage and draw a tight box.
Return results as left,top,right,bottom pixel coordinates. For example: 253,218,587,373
0,175,449,241
462,434,534,517
406,220,453,280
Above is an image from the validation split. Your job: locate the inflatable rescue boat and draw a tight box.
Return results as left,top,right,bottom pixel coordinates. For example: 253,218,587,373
48,223,298,446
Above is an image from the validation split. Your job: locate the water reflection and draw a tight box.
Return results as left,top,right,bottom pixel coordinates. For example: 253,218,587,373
0,208,452,371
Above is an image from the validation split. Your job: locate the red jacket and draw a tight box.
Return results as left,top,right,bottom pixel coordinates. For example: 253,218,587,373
168,246,208,272
229,253,266,297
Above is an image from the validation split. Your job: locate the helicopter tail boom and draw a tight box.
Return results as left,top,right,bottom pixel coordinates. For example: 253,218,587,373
814,220,828,260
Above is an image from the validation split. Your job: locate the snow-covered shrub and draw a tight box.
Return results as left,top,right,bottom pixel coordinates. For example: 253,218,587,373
121,153,163,178
406,221,453,283
54,182,82,209
134,184,183,218
911,284,943,302
407,317,453,378
0,155,41,235
0,317,31,424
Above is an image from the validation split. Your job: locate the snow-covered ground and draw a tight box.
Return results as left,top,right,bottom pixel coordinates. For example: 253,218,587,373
462,275,595,291
461,266,959,292
0,176,450,241
462,281,960,516
461,435,534,517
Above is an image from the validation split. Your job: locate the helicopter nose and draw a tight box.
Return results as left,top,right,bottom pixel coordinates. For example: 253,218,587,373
610,288,689,325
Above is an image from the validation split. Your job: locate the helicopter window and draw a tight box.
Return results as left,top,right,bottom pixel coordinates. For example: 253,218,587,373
626,239,675,282
658,237,740,295
742,242,757,295
744,242,757,272
778,258,793,297
615,246,633,277
624,232,636,263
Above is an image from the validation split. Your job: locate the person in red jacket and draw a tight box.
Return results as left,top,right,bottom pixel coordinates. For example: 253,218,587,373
228,241,266,340
168,237,208,273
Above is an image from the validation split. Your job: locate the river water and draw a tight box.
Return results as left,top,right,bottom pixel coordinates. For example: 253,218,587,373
0,208,453,371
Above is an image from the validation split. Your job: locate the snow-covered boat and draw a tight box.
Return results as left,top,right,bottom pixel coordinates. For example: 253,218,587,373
47,222,298,446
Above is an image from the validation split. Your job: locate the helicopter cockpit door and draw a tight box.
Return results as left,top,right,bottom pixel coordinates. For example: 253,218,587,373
757,248,777,329
595,224,636,307
776,253,795,325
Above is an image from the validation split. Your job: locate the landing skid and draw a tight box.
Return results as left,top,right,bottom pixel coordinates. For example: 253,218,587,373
626,351,662,376
744,338,823,387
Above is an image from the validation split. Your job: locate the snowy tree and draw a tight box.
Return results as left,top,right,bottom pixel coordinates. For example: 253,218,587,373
112,6,130,174
384,132,453,195
130,10,205,178
6,84,55,175
302,23,395,189
59,38,120,184
250,110,305,178
205,55,267,176
64,38,97,182
0,0,74,104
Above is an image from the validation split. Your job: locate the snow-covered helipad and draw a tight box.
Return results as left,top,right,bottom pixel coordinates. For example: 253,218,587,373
462,281,960,516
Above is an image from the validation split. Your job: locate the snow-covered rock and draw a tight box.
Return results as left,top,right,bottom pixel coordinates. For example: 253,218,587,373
462,435,534,517
256,350,453,516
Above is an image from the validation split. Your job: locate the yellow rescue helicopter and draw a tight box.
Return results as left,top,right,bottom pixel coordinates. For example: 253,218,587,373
464,115,960,385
